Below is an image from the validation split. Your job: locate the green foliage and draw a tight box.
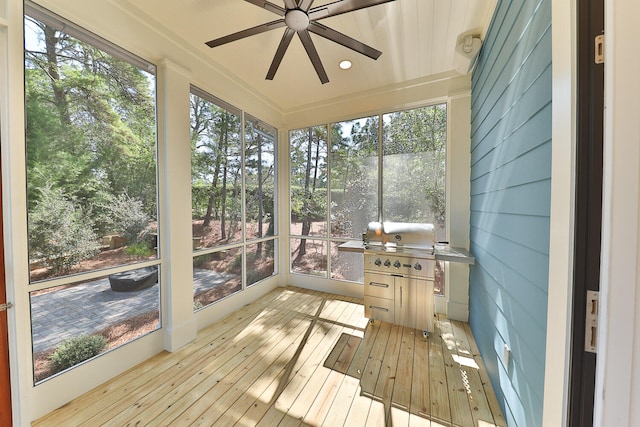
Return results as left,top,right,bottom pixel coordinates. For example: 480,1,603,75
191,181,213,219
381,105,447,226
247,269,267,286
28,185,98,275
124,242,153,258
49,334,107,373
289,126,329,231
329,117,379,237
99,193,150,244
290,186,327,223
193,255,206,268
245,185,274,221
290,104,447,244
189,94,244,240
229,254,243,272
25,17,158,278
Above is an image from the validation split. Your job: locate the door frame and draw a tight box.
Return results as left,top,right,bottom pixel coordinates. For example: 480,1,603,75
568,0,604,424
593,0,640,425
0,6,13,425
0,158,10,426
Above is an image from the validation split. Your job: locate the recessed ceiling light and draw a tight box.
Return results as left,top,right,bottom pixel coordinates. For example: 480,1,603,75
339,60,352,70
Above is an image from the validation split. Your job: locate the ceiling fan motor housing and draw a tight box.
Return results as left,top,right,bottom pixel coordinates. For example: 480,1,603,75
285,9,310,31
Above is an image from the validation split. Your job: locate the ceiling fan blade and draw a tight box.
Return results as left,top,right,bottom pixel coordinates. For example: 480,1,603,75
243,0,286,16
308,22,381,59
298,0,315,12
297,30,329,84
205,19,285,48
308,0,396,21
283,0,298,9
266,28,295,80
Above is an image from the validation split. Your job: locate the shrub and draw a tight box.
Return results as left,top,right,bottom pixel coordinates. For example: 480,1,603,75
124,242,153,258
100,193,150,244
49,334,107,373
229,253,243,273
28,185,98,275
247,269,271,286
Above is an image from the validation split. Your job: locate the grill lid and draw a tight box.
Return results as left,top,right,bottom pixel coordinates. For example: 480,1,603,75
365,221,435,249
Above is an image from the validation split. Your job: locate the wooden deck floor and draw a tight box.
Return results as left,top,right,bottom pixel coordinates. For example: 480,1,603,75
33,287,506,426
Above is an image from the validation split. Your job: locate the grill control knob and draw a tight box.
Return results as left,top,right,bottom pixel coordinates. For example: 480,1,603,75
393,260,401,268
384,259,391,267
414,262,422,271
374,258,382,266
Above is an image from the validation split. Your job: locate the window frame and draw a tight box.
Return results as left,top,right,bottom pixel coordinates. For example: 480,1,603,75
289,102,448,284
189,85,279,309
24,0,162,384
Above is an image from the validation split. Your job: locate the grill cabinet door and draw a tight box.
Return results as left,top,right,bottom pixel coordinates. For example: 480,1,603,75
394,276,414,328
395,276,435,332
414,278,435,333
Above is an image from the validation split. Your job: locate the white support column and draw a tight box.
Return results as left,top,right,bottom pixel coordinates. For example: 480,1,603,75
156,59,197,351
278,128,291,284
446,94,472,322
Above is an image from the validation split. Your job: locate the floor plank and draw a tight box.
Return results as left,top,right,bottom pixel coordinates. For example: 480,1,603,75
439,317,475,427
373,323,403,425
33,287,505,427
96,289,318,426
463,322,508,427
427,322,450,424
450,319,494,426
392,326,416,413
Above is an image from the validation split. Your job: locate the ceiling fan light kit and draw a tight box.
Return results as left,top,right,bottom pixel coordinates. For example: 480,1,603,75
205,0,396,84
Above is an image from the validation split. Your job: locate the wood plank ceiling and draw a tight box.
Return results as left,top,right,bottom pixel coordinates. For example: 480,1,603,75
117,0,496,112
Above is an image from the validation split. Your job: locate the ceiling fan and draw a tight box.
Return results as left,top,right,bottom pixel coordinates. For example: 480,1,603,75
205,0,397,84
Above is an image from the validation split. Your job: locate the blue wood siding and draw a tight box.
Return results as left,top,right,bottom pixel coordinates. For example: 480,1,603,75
469,0,551,425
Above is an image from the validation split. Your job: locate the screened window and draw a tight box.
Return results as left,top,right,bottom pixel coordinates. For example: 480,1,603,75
329,117,378,282
190,92,243,249
290,104,447,288
382,105,447,241
330,117,379,239
244,115,277,286
289,126,328,277
25,2,160,383
190,87,277,309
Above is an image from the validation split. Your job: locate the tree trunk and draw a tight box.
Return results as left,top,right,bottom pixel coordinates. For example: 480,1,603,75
202,185,217,228
228,167,240,241
43,25,71,127
256,136,264,255
202,126,224,228
220,137,229,241
295,129,314,263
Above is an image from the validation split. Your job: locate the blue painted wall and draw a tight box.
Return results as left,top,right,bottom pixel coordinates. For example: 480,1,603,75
469,0,551,425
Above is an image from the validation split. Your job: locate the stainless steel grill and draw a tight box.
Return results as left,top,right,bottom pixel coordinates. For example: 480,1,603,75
364,221,435,252
363,222,436,337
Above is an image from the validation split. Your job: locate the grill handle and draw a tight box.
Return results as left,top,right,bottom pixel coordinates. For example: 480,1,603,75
368,282,389,288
